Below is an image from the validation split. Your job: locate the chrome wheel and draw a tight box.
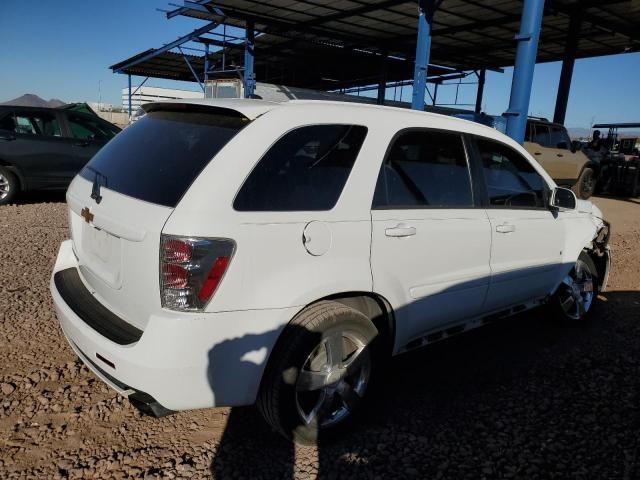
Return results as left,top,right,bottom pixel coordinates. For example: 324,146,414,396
557,259,595,320
0,173,10,200
295,329,371,429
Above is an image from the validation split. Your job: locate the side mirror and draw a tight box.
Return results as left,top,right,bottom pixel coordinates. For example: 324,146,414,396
571,140,581,153
550,187,577,211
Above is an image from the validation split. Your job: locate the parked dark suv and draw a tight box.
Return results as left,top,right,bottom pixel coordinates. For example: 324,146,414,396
0,106,121,205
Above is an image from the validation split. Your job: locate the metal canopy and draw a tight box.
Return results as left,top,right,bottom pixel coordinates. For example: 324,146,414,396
111,0,640,122
143,0,640,88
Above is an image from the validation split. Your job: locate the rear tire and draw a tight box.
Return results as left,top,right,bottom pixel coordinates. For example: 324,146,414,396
0,167,19,206
551,251,599,322
572,167,595,200
257,301,378,445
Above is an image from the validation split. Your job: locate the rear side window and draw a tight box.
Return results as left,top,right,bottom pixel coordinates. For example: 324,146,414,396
373,129,473,208
531,123,551,147
234,125,367,211
476,137,547,209
80,110,248,207
12,111,62,137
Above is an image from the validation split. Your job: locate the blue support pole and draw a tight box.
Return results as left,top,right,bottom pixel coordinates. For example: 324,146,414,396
504,0,546,143
128,74,132,118
244,20,255,98
411,0,434,111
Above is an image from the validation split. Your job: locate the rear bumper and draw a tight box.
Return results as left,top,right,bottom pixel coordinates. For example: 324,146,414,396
50,239,298,411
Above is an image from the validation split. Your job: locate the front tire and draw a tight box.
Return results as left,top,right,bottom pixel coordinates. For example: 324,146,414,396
258,301,378,445
551,252,599,322
572,167,596,200
0,167,19,206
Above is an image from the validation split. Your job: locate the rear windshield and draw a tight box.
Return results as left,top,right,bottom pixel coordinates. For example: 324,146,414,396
80,109,248,207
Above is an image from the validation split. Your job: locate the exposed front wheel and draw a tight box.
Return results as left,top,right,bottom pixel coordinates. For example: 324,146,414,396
0,167,19,206
551,252,599,322
258,301,378,445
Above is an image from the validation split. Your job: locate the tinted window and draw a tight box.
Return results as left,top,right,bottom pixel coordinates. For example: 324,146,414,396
80,109,247,207
373,129,472,208
476,137,547,208
234,125,367,211
67,113,118,141
0,111,15,131
531,123,550,147
549,125,571,149
13,111,61,137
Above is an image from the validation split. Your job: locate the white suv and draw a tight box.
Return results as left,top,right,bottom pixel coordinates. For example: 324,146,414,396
51,99,611,444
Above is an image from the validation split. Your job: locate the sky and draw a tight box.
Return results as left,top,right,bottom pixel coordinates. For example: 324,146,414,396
1,0,639,129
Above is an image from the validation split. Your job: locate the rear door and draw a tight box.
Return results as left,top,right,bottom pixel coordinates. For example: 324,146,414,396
1,108,76,188
370,129,492,342
62,112,119,173
471,136,564,311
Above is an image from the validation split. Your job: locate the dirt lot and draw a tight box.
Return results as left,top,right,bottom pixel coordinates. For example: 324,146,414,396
1,193,639,479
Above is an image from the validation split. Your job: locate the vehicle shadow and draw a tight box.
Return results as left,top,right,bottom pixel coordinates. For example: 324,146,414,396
207,289,640,479
12,190,66,205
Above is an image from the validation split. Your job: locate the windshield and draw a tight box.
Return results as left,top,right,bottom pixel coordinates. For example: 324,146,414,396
79,109,248,207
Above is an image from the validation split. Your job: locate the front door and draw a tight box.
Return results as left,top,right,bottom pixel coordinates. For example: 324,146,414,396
472,136,565,312
7,109,77,189
370,129,492,345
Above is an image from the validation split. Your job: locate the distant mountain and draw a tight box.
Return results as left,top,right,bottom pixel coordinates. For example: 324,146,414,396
0,94,66,108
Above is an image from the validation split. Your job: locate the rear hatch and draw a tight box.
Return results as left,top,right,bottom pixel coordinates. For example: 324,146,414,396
66,103,253,331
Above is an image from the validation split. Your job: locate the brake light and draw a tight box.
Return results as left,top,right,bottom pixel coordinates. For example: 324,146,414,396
160,235,235,311
198,256,231,302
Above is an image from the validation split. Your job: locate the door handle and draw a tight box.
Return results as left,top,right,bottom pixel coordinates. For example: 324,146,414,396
534,152,542,155
557,153,564,157
385,225,416,237
74,141,90,147
0,134,16,141
496,224,516,234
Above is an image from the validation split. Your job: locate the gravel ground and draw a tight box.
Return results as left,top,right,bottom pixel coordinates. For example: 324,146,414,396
1,193,639,479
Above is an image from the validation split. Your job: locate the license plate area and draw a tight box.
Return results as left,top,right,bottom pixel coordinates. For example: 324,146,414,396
80,222,123,289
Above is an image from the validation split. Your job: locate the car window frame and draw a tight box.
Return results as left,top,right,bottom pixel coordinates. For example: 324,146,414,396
549,124,571,150
371,127,480,211
232,122,369,213
10,108,66,140
62,111,117,142
467,134,552,211
530,122,552,148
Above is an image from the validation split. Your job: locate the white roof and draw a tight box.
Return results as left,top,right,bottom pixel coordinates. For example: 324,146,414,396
141,98,501,141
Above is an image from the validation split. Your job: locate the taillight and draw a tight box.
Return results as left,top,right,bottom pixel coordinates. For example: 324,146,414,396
160,235,235,311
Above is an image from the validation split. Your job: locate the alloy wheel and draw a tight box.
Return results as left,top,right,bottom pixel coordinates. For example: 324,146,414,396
295,329,371,429
557,259,595,320
0,173,10,200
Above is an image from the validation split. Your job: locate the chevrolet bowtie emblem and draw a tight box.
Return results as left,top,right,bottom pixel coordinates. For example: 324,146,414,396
80,207,94,224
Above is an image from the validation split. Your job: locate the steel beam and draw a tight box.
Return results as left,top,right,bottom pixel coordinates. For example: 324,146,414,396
178,46,204,92
553,11,582,125
113,20,219,73
204,43,210,82
244,20,256,98
504,0,545,143
377,52,388,105
475,68,485,113
411,0,435,110
128,74,132,118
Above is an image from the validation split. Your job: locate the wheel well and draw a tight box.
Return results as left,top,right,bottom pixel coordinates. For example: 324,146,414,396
324,292,395,356
0,160,23,189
